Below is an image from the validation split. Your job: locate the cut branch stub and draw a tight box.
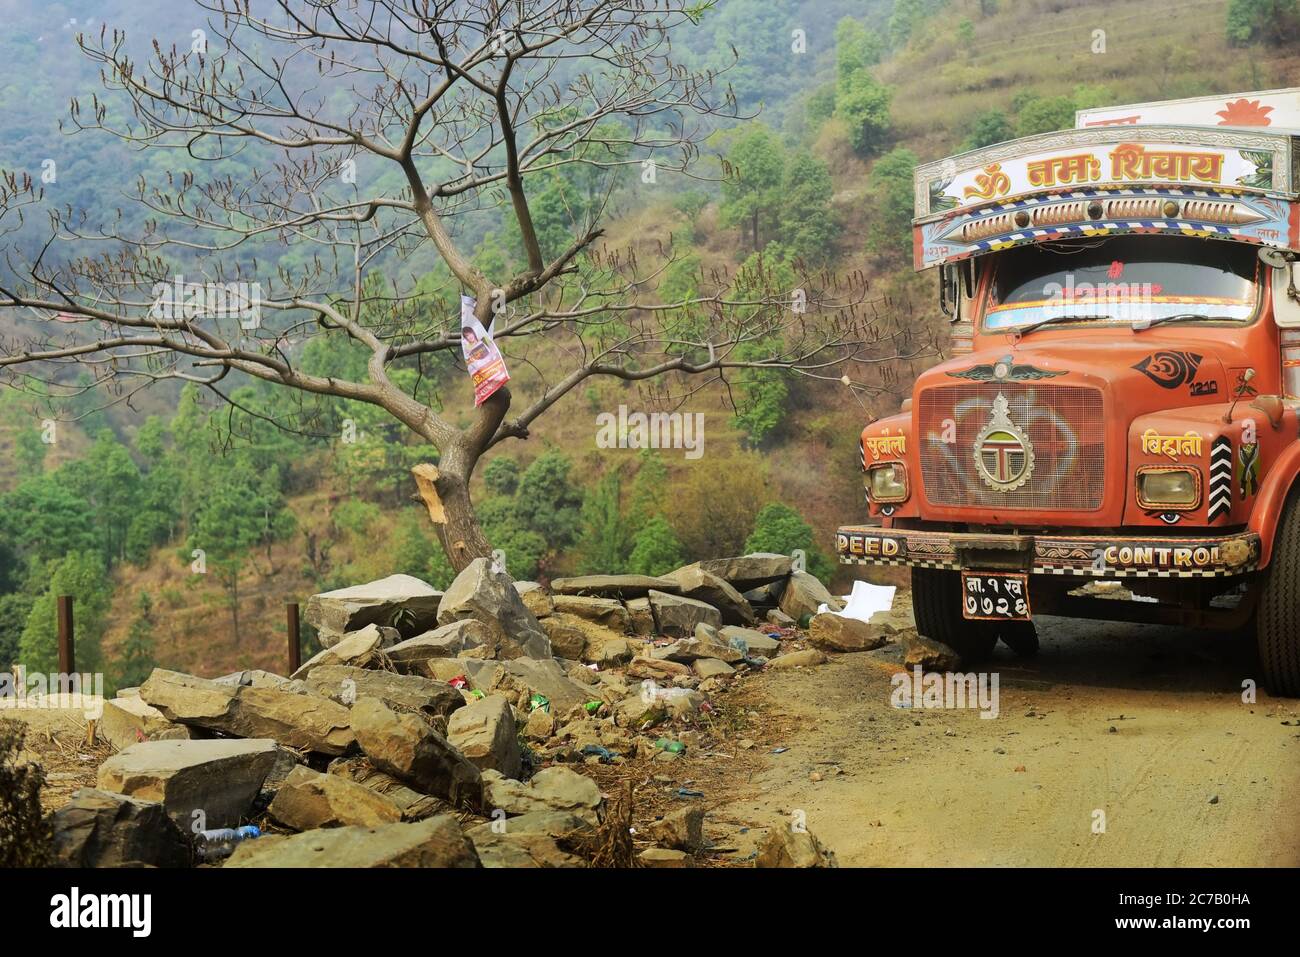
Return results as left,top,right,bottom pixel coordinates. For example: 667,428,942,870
411,463,447,525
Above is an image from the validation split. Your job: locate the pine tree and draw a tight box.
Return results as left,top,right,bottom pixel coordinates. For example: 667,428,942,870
114,592,159,693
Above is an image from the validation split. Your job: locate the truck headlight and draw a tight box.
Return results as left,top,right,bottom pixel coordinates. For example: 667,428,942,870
867,463,908,503
1137,467,1200,509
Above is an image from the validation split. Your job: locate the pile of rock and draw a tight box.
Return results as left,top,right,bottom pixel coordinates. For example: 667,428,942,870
51,553,857,869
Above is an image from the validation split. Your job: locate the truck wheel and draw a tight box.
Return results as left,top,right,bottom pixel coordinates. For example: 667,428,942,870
999,620,1040,658
1258,493,1300,697
911,567,998,663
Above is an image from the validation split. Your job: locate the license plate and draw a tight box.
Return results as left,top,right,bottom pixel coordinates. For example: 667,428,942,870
961,571,1031,621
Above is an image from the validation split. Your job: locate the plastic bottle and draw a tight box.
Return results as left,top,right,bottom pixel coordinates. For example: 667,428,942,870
195,825,262,862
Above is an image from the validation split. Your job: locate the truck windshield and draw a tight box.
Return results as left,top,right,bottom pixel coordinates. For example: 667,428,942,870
984,236,1259,331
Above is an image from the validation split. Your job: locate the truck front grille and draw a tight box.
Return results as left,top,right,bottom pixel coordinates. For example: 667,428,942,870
918,383,1106,511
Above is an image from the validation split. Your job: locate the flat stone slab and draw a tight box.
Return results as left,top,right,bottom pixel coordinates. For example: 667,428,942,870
224,815,481,868
549,575,681,599
140,669,355,755
302,665,464,721
306,574,443,646
96,738,281,830
697,553,793,591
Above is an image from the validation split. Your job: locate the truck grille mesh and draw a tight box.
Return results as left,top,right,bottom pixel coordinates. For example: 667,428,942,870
918,384,1106,511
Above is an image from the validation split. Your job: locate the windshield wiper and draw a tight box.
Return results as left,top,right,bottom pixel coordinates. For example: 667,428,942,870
1130,314,1228,332
1014,314,1111,337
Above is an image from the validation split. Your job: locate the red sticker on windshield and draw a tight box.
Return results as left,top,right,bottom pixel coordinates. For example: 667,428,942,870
1108,260,1125,280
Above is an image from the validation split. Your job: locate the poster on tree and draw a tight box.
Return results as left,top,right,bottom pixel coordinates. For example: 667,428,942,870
460,294,509,406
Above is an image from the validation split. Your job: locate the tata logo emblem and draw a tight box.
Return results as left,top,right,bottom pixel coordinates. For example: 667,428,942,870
974,393,1035,492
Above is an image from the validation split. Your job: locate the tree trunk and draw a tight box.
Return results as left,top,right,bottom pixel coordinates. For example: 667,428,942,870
401,383,509,575
412,461,493,573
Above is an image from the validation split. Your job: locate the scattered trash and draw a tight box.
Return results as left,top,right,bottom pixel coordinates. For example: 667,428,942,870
584,700,602,714
468,689,485,700
820,580,896,622
196,826,261,863
771,746,788,754
655,738,686,754
529,693,551,713
448,675,469,690
675,788,704,798
580,744,617,763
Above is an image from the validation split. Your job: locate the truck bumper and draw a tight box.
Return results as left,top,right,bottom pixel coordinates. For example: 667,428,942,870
836,526,1260,579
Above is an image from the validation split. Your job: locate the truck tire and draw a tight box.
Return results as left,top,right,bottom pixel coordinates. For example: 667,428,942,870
999,620,1040,658
1258,493,1300,697
911,567,998,663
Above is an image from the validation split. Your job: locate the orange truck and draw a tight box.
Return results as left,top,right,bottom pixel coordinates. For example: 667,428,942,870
837,89,1300,694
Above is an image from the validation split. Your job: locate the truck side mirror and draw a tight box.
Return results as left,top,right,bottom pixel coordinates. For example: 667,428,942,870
1261,247,1300,326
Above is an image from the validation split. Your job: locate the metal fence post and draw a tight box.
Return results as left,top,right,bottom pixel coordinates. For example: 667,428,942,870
287,602,301,675
56,595,75,675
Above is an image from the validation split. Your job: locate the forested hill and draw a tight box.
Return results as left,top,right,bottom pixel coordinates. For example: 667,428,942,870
1,0,1297,683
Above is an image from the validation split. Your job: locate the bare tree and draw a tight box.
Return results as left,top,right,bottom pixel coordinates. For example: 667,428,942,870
0,0,917,571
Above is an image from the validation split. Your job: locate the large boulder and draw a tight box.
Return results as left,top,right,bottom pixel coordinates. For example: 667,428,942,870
303,665,464,721
482,766,603,825
290,624,394,680
778,571,843,622
306,574,443,646
807,613,892,653
349,698,483,812
697,553,793,591
549,574,680,599
139,669,355,755
437,558,550,659
446,695,521,778
99,695,191,752
268,766,403,830
646,590,722,639
386,620,493,673
225,816,481,868
662,564,757,625
49,789,190,868
96,738,280,830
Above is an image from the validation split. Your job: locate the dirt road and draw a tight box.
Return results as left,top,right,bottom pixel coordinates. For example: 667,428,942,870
717,603,1300,866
